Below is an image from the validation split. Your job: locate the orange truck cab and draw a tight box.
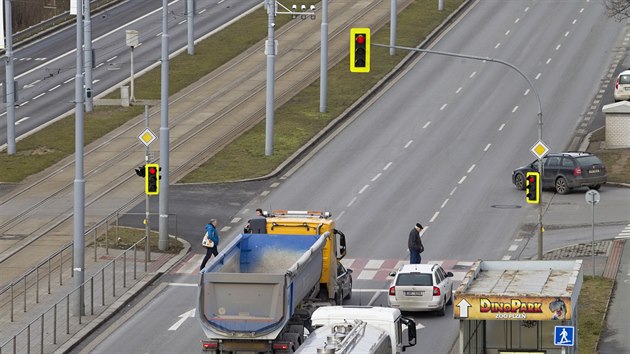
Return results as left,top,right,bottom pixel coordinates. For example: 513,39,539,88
255,210,347,302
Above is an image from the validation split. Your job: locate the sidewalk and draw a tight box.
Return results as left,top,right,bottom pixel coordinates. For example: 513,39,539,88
0,237,189,353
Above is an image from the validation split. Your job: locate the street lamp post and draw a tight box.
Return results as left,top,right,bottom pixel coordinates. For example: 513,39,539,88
265,1,316,155
3,0,16,155
372,43,545,259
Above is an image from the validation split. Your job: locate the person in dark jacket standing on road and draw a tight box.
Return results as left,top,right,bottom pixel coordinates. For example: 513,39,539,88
408,223,425,264
200,219,220,271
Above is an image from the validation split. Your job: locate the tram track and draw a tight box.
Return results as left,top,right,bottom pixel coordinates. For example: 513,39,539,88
0,0,395,285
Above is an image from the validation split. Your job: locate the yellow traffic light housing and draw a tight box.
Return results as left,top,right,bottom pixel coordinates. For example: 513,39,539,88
525,172,540,204
145,163,160,195
350,28,370,73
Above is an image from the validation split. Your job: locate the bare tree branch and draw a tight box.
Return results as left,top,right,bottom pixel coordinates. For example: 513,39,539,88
604,0,630,21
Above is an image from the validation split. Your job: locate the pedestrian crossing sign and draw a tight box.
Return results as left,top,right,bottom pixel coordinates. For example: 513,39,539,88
554,325,574,346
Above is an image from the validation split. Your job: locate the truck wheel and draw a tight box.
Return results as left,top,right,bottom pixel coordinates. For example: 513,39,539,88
281,333,300,352
287,325,304,344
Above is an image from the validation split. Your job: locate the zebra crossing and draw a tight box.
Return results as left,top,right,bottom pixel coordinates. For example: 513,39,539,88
172,253,473,282
341,258,472,282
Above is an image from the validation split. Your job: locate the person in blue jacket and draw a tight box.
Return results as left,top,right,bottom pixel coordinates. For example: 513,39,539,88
200,219,220,271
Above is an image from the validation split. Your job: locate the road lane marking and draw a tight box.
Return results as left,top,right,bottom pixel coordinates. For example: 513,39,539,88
359,185,369,194
458,176,466,184
430,212,439,223
484,143,491,151
467,164,476,173
499,123,505,131
423,121,431,128
405,140,413,148
372,173,381,182
383,162,392,170
441,199,449,208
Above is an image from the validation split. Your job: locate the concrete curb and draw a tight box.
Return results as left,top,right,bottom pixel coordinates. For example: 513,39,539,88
178,0,477,186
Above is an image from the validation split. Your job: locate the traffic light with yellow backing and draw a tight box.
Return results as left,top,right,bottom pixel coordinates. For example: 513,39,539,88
145,164,160,195
350,28,370,73
525,172,540,204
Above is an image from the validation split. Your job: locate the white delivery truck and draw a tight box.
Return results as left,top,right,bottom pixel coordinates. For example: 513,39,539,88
294,306,417,354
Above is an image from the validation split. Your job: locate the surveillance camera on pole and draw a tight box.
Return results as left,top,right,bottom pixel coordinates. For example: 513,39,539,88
291,4,297,18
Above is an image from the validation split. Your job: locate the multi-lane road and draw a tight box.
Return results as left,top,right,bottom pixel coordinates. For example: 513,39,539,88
0,0,260,145
70,0,629,353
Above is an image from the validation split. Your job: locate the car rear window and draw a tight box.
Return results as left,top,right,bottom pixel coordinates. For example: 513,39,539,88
620,75,630,84
396,273,433,286
576,156,603,166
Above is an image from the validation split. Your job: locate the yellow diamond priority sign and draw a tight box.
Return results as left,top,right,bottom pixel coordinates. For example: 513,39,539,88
138,128,157,147
530,140,549,159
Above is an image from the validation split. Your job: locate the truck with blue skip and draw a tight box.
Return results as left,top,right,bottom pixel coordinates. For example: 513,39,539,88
197,211,351,353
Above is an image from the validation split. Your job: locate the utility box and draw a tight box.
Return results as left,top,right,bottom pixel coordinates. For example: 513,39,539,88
125,30,139,48
602,101,630,148
453,260,583,354
121,86,130,107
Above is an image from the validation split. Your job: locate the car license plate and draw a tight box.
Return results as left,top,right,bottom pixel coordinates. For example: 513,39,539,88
589,169,600,174
404,291,424,296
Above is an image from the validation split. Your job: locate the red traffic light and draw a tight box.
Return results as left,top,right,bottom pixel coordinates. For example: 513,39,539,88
355,35,365,45
148,167,157,175
527,176,535,183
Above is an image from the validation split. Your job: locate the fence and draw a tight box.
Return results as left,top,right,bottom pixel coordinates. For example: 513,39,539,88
0,212,180,354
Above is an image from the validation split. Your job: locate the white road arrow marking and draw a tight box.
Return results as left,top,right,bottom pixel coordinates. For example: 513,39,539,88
168,308,196,331
416,322,425,330
457,299,471,318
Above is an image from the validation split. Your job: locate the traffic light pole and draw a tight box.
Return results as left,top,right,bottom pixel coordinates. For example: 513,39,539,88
372,43,545,259
144,106,151,269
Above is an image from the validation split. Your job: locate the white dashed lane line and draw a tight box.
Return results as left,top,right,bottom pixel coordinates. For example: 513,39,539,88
423,121,431,129
404,140,413,148
499,123,505,131
383,162,392,170
371,173,381,182
358,185,369,194
484,143,491,151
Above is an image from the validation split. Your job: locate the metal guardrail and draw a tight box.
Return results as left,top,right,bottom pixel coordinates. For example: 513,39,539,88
0,235,145,354
5,0,120,50
0,211,179,354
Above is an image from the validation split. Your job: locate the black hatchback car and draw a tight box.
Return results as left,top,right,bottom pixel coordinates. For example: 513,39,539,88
512,152,607,194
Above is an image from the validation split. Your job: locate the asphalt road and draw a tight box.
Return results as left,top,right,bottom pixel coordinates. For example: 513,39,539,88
73,0,630,353
0,0,260,147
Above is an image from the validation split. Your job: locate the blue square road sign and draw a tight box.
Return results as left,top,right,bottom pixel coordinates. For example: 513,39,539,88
554,326,575,346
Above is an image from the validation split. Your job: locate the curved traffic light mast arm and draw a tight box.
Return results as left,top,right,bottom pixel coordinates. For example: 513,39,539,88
372,43,545,259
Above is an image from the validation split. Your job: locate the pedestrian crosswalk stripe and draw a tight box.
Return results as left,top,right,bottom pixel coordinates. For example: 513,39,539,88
173,255,472,281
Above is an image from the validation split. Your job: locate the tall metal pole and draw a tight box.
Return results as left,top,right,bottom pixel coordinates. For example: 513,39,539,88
537,116,543,260
84,0,93,111
187,0,194,55
130,46,135,102
158,0,170,251
591,196,595,276
4,0,16,155
373,43,545,258
389,0,396,56
265,0,276,156
72,0,85,316
319,0,328,113
144,106,150,269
